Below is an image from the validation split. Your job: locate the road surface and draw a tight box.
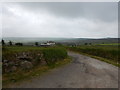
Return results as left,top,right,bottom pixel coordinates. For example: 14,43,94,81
7,51,119,88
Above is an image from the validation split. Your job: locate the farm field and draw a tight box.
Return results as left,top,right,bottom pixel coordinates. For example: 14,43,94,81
67,44,119,67
96,43,120,45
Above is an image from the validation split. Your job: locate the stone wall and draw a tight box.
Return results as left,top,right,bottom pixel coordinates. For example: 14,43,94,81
2,51,46,73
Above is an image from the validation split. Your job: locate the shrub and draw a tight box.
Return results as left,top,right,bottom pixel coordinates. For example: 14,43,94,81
43,48,67,66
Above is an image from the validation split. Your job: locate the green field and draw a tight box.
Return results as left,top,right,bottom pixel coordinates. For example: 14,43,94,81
96,43,120,45
67,44,119,67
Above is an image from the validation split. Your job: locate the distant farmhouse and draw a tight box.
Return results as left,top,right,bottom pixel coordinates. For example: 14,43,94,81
40,41,55,47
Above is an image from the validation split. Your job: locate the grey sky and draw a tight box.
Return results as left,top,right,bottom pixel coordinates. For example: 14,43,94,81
2,2,118,38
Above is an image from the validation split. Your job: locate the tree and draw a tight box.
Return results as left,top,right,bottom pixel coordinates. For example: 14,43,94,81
15,43,23,46
35,42,38,46
89,43,92,45
9,41,12,46
2,39,5,46
84,43,88,45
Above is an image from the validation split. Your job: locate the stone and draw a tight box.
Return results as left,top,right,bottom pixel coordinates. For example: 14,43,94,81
4,63,9,67
11,66,17,72
37,53,40,56
8,61,15,66
4,69,10,73
41,59,47,65
17,56,32,61
3,60,8,63
20,61,33,69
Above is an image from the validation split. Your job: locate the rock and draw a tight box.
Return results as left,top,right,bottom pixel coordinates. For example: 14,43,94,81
11,66,17,72
15,63,19,66
37,53,40,56
17,56,32,61
20,61,33,69
4,63,8,66
8,61,15,66
3,65,17,73
11,79,16,82
17,56,26,60
15,54,17,57
3,60,8,63
4,68,11,73
41,59,47,65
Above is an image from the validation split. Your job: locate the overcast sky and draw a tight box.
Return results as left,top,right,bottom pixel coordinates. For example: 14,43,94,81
2,2,118,38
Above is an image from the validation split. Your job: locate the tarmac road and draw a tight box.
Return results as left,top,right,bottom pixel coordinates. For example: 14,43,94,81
8,51,119,88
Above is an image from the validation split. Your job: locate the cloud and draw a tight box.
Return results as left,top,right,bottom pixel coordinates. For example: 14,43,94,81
17,2,118,22
2,2,118,38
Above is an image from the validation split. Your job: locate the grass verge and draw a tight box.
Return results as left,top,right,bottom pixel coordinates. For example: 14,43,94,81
69,50,120,67
3,56,72,88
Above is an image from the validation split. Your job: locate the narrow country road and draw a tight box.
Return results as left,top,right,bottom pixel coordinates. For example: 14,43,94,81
8,51,119,88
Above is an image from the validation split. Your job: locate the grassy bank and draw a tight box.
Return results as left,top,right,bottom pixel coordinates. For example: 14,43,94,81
2,46,72,87
3,57,71,87
3,46,68,64
67,45,119,67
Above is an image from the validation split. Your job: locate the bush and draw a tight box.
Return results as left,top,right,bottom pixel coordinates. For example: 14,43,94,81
43,48,67,66
15,43,23,46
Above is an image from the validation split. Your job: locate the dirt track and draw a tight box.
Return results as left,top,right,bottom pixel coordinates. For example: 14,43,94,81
8,51,119,88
